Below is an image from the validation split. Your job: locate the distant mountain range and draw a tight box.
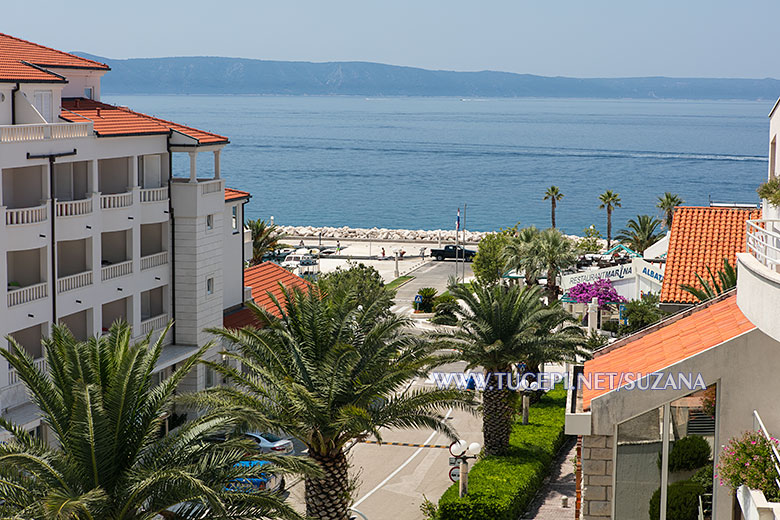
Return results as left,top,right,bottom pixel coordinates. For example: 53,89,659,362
75,53,780,100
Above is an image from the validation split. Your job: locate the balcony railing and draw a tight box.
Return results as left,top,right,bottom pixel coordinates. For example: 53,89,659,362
56,197,93,217
0,122,92,143
140,313,168,336
141,251,168,271
100,192,133,210
57,270,93,293
201,180,222,195
140,187,168,203
8,357,47,386
5,204,47,225
101,260,132,281
746,219,780,272
7,281,48,307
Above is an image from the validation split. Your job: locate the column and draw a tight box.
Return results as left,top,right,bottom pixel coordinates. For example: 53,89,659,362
189,152,198,183
213,150,221,179
90,159,99,194
129,155,139,188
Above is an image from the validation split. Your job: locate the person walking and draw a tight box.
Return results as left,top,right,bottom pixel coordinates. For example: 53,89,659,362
336,240,341,253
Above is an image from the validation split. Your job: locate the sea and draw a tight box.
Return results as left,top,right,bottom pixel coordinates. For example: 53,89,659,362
104,95,770,235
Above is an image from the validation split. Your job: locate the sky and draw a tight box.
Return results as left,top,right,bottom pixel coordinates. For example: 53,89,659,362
3,0,778,78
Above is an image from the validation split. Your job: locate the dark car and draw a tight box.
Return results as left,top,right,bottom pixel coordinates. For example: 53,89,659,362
429,244,476,262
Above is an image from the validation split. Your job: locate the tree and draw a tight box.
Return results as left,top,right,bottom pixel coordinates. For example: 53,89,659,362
503,225,542,287
440,282,584,455
577,225,603,254
615,214,664,254
198,289,473,520
598,190,622,248
680,258,737,302
657,192,684,230
472,232,511,285
620,293,665,335
543,186,564,229
248,218,288,264
525,228,578,302
317,261,394,315
0,322,309,520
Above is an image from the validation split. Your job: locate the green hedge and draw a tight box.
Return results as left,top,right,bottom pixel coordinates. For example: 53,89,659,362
437,386,567,520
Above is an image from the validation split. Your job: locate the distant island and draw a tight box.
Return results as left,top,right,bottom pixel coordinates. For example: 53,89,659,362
75,52,780,100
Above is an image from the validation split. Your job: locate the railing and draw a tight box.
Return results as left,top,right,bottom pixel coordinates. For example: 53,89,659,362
746,219,780,272
753,410,780,488
140,313,168,336
5,204,47,225
140,187,168,203
201,181,222,195
141,251,168,271
8,357,47,386
0,122,92,143
57,271,93,293
100,192,133,209
101,260,132,281
56,197,92,217
7,281,48,307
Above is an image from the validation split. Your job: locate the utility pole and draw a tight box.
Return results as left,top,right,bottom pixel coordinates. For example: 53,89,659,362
462,203,467,282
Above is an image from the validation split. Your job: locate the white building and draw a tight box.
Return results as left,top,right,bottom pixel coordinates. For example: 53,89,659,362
0,33,252,437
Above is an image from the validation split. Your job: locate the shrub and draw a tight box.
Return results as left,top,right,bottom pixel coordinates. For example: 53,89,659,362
568,278,625,306
691,463,714,493
649,480,705,520
619,293,665,335
669,435,711,472
416,287,438,312
717,430,780,500
437,386,567,520
600,321,620,334
431,294,459,325
758,176,780,205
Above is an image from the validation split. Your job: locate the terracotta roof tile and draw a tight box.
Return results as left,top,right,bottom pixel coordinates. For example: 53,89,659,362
0,33,108,82
225,188,250,202
223,262,311,328
60,98,228,143
582,294,754,410
660,206,760,304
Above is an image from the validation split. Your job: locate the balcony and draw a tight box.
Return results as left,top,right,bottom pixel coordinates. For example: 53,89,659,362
140,187,168,203
57,271,93,293
0,122,92,143
56,197,93,217
100,192,133,210
141,251,168,271
139,313,169,336
5,204,47,225
7,282,48,307
737,219,780,341
8,357,47,386
101,260,132,281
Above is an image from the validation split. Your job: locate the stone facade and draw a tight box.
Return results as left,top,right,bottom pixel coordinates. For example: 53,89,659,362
581,434,613,520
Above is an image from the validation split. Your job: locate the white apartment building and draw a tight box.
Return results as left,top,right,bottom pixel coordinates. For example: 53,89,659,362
0,33,252,437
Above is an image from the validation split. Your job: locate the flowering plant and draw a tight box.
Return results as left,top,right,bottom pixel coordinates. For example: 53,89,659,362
717,430,780,500
568,279,626,307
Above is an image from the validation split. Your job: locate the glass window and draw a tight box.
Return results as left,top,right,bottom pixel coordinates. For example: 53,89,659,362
33,90,52,122
231,206,238,231
206,277,214,295
84,87,93,100
206,214,214,230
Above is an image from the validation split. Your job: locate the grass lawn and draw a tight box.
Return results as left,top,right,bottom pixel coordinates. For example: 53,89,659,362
386,275,414,291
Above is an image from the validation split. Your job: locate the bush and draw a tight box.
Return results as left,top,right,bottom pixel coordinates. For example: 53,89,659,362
667,435,711,472
758,176,780,205
416,287,438,312
717,430,780,500
437,386,567,520
649,480,705,520
600,320,620,334
619,293,665,335
691,464,714,493
431,294,459,325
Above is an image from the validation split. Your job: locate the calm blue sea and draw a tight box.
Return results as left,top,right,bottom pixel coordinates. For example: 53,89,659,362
104,95,769,235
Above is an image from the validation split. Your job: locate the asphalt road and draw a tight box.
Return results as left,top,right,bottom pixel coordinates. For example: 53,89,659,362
391,259,474,317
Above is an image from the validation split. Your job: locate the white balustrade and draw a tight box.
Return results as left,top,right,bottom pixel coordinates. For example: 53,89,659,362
8,357,47,386
141,251,168,271
57,271,93,293
101,260,133,281
140,187,168,203
0,122,91,143
56,197,92,217
201,181,222,195
746,220,780,272
7,282,48,307
140,314,169,336
5,204,47,225
100,192,133,209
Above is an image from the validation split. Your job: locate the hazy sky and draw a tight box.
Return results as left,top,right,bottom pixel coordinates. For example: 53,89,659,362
4,0,778,78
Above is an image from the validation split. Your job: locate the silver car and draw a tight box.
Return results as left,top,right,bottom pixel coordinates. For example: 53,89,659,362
244,432,294,455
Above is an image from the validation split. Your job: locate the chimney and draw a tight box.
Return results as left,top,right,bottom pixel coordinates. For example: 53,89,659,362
96,108,101,117
75,98,80,108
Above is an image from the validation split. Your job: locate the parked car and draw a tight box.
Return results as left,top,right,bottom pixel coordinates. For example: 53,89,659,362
244,431,295,455
226,460,285,493
281,253,317,269
429,245,476,262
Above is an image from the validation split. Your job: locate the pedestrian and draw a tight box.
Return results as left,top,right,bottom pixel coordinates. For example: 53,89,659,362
299,239,305,248
336,240,341,253
381,247,386,258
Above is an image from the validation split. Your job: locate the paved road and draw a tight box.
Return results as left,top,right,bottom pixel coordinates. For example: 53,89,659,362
391,259,474,317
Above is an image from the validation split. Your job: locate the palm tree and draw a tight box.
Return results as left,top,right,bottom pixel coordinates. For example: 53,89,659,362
598,190,622,248
0,322,310,520
657,192,684,230
248,218,288,264
441,282,584,455
195,288,473,520
543,186,564,229
615,215,664,254
681,258,737,302
525,228,578,302
503,225,542,287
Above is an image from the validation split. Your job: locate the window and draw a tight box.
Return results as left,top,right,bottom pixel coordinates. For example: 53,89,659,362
33,90,52,122
206,214,214,231
771,136,777,179
205,366,215,388
84,87,93,100
231,206,238,232
206,277,214,296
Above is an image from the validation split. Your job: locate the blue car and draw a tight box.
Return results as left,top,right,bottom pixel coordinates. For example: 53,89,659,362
227,460,285,493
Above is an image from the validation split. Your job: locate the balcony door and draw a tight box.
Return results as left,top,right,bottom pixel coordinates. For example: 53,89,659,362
142,155,162,189
33,90,52,123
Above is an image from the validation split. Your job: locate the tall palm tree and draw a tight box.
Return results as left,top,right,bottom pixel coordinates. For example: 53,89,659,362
598,190,622,248
441,282,584,455
0,322,310,520
195,288,473,520
503,225,542,287
615,215,664,254
657,192,684,230
248,219,288,264
543,186,564,229
525,228,578,302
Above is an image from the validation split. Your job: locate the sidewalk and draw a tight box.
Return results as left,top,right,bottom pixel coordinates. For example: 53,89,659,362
520,437,577,519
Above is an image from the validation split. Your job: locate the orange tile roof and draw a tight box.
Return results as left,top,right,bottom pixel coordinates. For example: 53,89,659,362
660,206,760,304
0,33,108,82
60,98,228,144
223,262,311,328
582,294,754,410
225,188,251,202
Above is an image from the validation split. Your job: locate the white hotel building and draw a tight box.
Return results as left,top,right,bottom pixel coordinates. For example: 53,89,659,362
0,33,252,436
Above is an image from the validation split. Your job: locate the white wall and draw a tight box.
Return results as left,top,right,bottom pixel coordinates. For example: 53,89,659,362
222,201,246,310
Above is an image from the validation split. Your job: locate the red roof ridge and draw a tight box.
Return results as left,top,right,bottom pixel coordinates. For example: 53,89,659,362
225,187,251,202
0,32,109,70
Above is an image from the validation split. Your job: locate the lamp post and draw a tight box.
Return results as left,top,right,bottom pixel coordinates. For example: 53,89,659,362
449,439,481,497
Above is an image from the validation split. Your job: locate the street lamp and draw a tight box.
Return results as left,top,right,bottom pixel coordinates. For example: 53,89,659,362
450,439,481,497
